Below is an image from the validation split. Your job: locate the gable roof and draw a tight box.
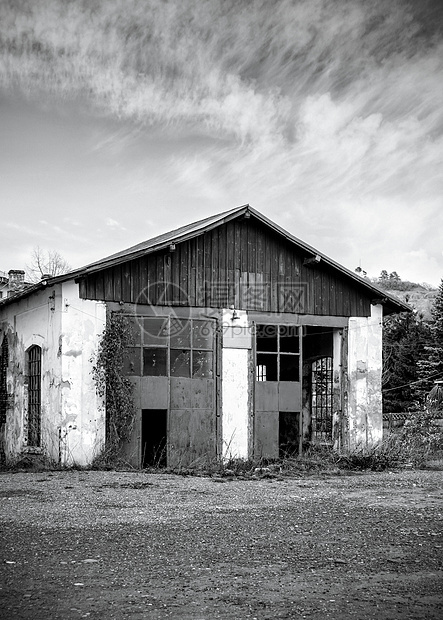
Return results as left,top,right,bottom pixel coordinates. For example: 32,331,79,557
0,204,410,314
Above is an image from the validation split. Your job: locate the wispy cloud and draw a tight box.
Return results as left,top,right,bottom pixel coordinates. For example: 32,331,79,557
1,0,442,282
1,1,441,141
105,218,126,231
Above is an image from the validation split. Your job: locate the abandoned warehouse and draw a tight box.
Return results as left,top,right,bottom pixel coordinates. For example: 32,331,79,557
0,205,410,467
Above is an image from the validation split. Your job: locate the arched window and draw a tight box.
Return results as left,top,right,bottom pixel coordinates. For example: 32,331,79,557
0,337,8,425
27,345,42,447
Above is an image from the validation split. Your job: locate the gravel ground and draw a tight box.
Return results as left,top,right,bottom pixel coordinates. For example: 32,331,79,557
1,468,442,619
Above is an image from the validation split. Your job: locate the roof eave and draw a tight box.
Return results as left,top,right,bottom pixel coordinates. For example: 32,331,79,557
0,204,412,316
246,207,411,315
74,204,251,279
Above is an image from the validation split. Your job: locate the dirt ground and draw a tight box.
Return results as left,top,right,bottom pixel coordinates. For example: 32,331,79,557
1,468,442,620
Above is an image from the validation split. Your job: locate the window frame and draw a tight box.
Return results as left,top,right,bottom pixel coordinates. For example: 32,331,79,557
27,344,42,447
311,356,333,442
124,316,215,379
255,324,300,382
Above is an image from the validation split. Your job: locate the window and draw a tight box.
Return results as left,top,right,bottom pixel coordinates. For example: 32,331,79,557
170,349,191,377
255,324,300,382
27,345,42,447
124,316,214,379
143,348,168,376
311,357,333,442
0,337,8,425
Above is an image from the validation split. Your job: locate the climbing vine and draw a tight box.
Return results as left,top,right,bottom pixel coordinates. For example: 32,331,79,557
91,311,136,460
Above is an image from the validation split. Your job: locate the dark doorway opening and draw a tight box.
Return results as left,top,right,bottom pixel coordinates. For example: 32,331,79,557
279,411,300,457
141,409,167,468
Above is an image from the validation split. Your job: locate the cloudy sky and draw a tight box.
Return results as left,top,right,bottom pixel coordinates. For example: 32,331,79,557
1,0,442,286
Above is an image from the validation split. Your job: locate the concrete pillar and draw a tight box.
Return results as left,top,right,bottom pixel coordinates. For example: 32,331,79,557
332,329,343,450
347,304,383,448
221,309,251,460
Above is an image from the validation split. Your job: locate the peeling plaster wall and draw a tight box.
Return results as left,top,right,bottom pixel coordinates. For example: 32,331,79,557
347,304,383,448
59,280,106,466
221,309,251,459
0,280,106,466
0,286,63,461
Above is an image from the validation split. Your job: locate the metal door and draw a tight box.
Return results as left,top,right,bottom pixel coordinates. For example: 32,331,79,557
168,318,217,467
124,314,218,467
254,324,302,457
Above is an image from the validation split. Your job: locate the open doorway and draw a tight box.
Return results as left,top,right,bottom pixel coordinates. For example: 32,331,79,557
279,411,300,457
141,409,167,467
302,326,334,444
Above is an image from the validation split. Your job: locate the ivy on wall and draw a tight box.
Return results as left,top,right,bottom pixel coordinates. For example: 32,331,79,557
91,311,136,457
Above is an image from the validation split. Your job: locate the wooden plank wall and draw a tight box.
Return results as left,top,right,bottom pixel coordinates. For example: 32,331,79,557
79,220,372,317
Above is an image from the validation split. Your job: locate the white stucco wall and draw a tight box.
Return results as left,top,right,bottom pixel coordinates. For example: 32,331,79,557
0,285,63,461
221,309,251,460
347,304,383,448
0,279,106,466
59,280,106,465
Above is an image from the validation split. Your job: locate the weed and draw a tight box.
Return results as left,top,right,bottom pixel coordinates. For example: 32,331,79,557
91,311,136,467
400,406,443,465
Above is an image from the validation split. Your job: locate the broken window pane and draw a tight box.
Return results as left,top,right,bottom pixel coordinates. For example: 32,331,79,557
256,353,277,381
170,349,191,378
123,347,141,375
279,325,299,353
126,316,142,345
170,319,191,349
192,320,214,349
143,348,167,376
192,351,213,378
142,318,169,346
256,324,277,352
279,354,299,381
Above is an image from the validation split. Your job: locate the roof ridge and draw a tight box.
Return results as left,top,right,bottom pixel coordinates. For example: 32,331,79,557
0,203,411,315
78,204,249,272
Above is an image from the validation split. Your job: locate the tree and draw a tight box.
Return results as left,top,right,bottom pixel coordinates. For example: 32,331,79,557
26,247,71,283
382,311,432,412
417,279,443,394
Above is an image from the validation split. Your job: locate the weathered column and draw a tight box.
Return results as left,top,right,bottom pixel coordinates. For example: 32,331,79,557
332,328,343,450
347,304,383,448
221,309,252,460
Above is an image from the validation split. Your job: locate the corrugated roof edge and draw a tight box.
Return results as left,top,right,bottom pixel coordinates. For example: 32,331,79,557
0,204,411,315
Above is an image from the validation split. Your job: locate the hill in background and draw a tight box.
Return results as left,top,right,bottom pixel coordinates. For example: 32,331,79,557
367,273,438,320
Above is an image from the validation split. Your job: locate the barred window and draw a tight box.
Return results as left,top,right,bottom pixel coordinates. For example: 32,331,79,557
27,345,42,447
0,337,8,425
311,357,333,442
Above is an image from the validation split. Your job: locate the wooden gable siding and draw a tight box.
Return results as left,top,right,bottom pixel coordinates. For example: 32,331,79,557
79,220,372,317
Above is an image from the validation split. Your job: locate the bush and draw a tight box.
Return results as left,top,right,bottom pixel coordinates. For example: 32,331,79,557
335,436,405,471
401,406,443,466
